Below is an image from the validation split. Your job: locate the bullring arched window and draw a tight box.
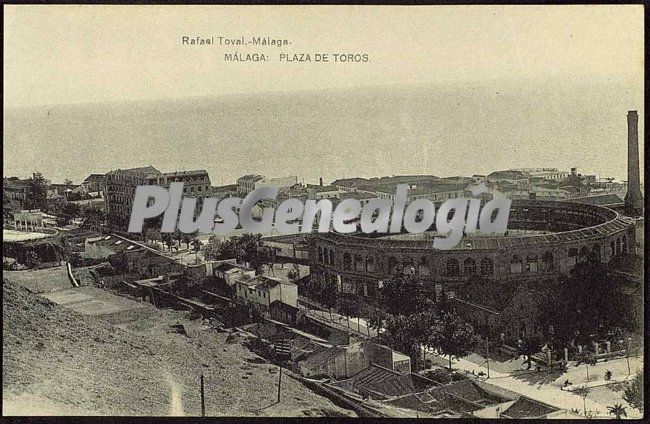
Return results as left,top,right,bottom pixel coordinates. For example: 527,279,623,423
446,259,460,277
480,258,494,276
610,241,616,257
525,255,538,273
354,254,364,271
591,244,601,262
622,236,627,253
323,249,329,265
463,258,477,276
366,256,375,273
616,239,621,256
318,247,323,263
403,257,415,275
343,252,352,270
541,252,554,271
419,257,430,276
510,255,523,274
578,246,589,263
388,256,398,275
329,249,335,266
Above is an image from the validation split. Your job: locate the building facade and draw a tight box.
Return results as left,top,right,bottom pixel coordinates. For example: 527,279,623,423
104,166,161,225
309,200,636,299
237,174,299,195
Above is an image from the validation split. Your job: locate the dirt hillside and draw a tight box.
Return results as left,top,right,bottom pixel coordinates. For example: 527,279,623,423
2,278,355,417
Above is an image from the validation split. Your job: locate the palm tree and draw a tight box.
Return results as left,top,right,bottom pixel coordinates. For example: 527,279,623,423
607,403,627,419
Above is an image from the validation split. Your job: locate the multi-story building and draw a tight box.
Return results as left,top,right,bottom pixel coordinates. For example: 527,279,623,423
105,167,214,227
3,174,54,209
145,170,211,196
305,184,342,199
3,177,32,208
104,166,161,225
234,275,298,313
80,173,107,196
237,174,299,195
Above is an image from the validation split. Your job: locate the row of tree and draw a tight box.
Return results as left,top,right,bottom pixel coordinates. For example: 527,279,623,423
304,272,480,371
202,233,271,274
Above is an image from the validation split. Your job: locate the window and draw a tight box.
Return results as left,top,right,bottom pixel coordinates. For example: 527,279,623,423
446,259,460,277
463,258,477,276
388,256,398,275
402,257,415,275
510,255,523,274
343,252,352,270
418,257,430,276
578,246,589,263
525,255,538,273
480,258,494,275
366,256,375,273
541,252,553,271
354,254,364,272
590,244,601,262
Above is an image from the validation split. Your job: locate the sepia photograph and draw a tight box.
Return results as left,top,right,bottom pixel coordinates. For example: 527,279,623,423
2,4,645,419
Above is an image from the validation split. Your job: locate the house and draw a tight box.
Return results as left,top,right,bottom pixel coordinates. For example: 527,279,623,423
487,395,584,419
327,363,436,400
295,340,412,380
385,379,515,417
80,173,106,196
234,275,298,313
237,174,298,195
213,261,255,286
269,300,303,325
305,184,342,199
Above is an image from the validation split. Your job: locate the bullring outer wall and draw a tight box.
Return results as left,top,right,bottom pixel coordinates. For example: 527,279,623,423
308,200,636,297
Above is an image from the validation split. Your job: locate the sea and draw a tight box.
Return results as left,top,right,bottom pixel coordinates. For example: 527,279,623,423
3,77,644,186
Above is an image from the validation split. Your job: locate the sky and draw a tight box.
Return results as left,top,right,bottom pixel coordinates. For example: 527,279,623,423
3,5,644,107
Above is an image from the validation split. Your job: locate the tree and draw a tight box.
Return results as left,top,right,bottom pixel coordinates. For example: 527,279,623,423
27,172,48,211
181,231,196,249
144,227,161,244
607,403,627,419
25,250,40,269
433,311,480,370
191,238,202,263
518,335,543,370
410,311,439,366
573,386,590,416
380,274,428,316
575,351,597,382
3,190,15,220
364,305,388,335
623,370,643,413
336,295,364,331
161,233,174,251
379,314,420,363
82,208,105,230
287,264,301,283
538,261,631,349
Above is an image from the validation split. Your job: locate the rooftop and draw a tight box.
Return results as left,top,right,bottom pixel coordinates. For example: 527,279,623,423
82,173,106,183
499,396,561,419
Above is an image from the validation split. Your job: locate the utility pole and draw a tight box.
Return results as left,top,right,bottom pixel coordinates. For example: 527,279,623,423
275,337,291,404
486,332,490,379
200,374,205,417
277,360,283,403
626,338,631,375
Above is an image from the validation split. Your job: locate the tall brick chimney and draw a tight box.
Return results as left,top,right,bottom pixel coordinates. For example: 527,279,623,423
624,110,643,215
